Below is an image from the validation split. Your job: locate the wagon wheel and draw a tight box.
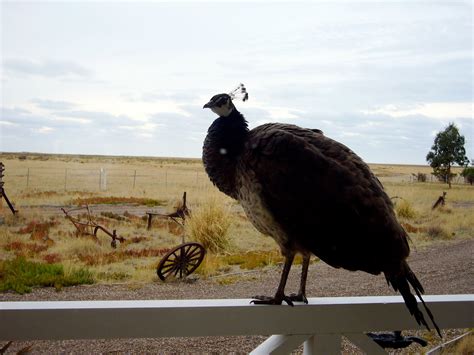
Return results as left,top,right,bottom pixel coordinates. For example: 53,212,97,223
156,242,206,281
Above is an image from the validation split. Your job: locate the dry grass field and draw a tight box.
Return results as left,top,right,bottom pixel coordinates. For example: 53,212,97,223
0,152,472,292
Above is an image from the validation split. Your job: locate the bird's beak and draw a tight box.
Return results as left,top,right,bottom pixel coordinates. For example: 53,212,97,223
203,101,214,109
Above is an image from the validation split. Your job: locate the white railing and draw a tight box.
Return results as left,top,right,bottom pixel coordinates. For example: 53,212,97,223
1,295,473,354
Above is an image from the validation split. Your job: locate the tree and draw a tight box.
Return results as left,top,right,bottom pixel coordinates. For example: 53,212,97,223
426,123,469,187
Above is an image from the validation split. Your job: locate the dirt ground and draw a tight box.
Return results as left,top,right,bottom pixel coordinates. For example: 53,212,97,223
1,238,473,354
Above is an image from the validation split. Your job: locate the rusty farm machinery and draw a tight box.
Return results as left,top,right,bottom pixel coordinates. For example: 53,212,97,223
61,205,126,248
0,162,18,215
147,192,206,281
62,192,206,281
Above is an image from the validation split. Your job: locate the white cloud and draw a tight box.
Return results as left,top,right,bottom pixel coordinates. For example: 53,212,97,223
4,58,92,78
118,122,162,131
0,120,17,126
52,117,91,124
83,99,192,122
36,126,54,134
340,131,362,138
245,100,305,123
267,107,304,121
31,98,76,110
361,102,472,120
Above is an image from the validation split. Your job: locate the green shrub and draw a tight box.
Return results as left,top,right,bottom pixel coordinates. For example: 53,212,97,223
461,166,474,185
416,173,427,182
0,257,94,294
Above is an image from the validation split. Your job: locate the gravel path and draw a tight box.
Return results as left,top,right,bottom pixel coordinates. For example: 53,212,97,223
2,238,473,354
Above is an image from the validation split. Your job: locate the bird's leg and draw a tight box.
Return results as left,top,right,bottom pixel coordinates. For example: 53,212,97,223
289,253,310,304
251,252,295,306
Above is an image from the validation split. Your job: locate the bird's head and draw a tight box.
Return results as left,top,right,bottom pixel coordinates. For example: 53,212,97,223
203,83,248,117
203,93,234,117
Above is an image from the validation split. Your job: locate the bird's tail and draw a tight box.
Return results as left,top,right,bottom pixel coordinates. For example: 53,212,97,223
385,262,441,337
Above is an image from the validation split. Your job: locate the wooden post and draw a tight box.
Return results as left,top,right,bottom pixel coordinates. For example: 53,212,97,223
147,213,153,230
64,168,68,191
26,167,30,189
100,168,107,191
133,170,137,189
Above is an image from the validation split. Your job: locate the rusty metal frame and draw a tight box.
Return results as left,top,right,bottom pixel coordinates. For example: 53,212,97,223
432,191,447,210
61,205,125,248
146,192,190,242
0,162,17,215
148,192,206,281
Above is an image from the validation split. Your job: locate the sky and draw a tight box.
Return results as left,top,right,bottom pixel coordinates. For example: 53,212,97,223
1,1,472,164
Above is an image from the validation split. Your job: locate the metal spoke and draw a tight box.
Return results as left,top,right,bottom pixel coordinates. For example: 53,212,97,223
160,263,176,272
186,248,201,258
186,256,202,263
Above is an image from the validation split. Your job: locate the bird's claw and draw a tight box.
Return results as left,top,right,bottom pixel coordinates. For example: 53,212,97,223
289,293,308,304
251,295,294,306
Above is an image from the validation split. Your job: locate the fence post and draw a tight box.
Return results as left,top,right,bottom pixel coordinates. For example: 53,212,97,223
133,170,137,189
26,168,30,189
100,168,107,191
64,168,68,191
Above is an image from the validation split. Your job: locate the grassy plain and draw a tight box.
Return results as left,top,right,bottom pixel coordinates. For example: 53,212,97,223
0,152,472,291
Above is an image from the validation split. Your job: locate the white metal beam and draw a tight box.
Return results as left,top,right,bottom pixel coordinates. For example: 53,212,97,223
304,334,342,354
250,334,311,354
343,333,387,354
0,295,472,341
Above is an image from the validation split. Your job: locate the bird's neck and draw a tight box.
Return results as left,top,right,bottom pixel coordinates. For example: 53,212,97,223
208,110,249,156
203,109,249,198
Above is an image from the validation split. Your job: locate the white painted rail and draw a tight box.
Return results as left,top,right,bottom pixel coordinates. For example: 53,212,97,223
1,295,473,354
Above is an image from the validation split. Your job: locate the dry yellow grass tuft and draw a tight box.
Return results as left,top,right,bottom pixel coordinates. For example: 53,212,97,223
186,197,233,253
223,250,283,270
194,253,230,278
439,332,473,354
395,199,417,219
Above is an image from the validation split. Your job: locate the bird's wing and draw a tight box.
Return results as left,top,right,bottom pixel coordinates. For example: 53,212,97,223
241,123,409,274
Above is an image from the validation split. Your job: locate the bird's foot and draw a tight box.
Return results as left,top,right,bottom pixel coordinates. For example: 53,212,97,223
289,292,308,304
250,295,294,306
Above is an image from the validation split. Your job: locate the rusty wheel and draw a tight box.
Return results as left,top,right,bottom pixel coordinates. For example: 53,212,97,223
156,242,206,281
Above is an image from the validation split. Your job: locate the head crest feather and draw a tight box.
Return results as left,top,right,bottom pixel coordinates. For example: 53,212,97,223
229,83,248,102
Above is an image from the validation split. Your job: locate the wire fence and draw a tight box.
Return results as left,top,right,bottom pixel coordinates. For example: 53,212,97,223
4,167,215,195
2,166,470,196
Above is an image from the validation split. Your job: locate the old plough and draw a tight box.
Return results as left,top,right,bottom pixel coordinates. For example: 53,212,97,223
0,162,17,215
147,192,206,281
61,205,125,248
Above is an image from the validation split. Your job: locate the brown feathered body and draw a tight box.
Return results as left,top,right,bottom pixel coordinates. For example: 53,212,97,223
203,110,409,271
203,108,439,333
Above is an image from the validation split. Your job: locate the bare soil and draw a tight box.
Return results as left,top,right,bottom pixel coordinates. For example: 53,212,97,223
1,238,473,354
